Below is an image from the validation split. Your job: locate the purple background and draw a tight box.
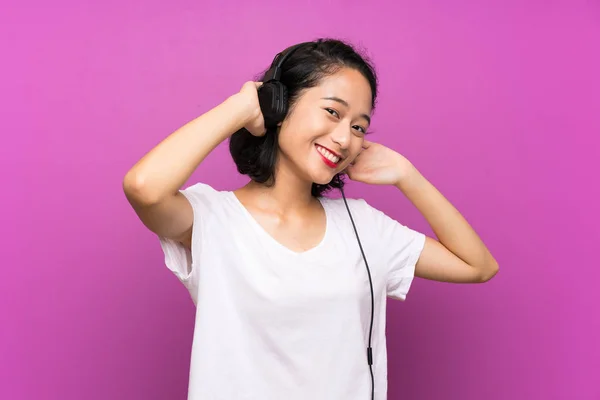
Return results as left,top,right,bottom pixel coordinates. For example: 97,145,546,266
1,1,598,399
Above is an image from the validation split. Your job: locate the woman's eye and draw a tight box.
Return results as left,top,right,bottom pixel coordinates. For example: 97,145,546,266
325,108,367,134
353,125,366,134
325,108,339,118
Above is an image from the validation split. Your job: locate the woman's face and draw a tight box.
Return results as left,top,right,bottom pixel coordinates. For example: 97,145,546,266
276,67,373,185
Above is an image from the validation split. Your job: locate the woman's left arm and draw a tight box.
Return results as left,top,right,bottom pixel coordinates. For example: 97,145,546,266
397,164,499,283
347,140,499,284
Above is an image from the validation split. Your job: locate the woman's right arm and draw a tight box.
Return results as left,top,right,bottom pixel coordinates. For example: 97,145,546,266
123,82,265,249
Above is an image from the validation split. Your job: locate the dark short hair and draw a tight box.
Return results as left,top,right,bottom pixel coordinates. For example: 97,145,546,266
228,38,378,197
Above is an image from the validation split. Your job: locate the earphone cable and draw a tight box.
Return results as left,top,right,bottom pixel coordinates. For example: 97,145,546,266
340,187,375,400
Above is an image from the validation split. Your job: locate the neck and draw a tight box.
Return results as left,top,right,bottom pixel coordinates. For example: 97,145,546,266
242,162,317,213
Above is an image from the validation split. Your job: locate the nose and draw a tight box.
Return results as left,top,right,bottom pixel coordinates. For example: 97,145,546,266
330,124,352,150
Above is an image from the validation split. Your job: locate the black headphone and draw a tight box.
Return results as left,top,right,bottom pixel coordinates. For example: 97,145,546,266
257,42,377,400
257,42,309,129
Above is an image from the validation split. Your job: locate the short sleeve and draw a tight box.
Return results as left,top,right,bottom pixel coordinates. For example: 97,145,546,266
158,182,217,300
359,199,427,301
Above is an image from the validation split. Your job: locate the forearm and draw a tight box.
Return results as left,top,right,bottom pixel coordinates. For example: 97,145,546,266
124,94,249,204
396,165,498,271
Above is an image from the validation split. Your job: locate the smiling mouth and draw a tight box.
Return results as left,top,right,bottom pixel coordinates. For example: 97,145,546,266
315,144,342,167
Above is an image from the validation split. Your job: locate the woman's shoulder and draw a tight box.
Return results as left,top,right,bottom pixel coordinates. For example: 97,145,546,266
181,181,229,196
320,194,373,209
321,195,403,229
320,195,377,221
178,181,233,209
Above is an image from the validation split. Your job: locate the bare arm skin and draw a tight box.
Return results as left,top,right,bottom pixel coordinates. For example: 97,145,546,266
123,82,265,249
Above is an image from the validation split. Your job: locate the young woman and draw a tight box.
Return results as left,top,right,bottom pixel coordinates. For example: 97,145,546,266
123,38,498,400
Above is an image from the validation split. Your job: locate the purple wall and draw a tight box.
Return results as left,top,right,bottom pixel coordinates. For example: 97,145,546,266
2,1,598,399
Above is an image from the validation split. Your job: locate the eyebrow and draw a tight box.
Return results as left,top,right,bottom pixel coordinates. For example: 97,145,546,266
321,96,371,125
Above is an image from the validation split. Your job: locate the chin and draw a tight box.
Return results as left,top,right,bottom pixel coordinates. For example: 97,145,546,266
312,177,333,186
309,169,340,186
297,151,344,186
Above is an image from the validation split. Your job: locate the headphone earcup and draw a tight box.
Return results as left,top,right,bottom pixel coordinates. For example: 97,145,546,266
258,80,288,129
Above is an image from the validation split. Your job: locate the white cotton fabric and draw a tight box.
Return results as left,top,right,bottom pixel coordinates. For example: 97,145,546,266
159,182,426,400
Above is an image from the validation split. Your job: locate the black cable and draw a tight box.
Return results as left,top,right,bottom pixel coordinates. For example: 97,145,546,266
340,187,375,400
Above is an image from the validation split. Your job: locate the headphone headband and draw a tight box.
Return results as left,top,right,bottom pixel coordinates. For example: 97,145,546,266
264,42,310,82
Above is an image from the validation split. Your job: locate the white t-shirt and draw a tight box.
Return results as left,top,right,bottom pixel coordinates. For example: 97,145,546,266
159,182,426,400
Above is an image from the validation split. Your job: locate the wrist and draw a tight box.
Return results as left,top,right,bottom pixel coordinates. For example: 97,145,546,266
394,162,421,192
226,93,259,129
